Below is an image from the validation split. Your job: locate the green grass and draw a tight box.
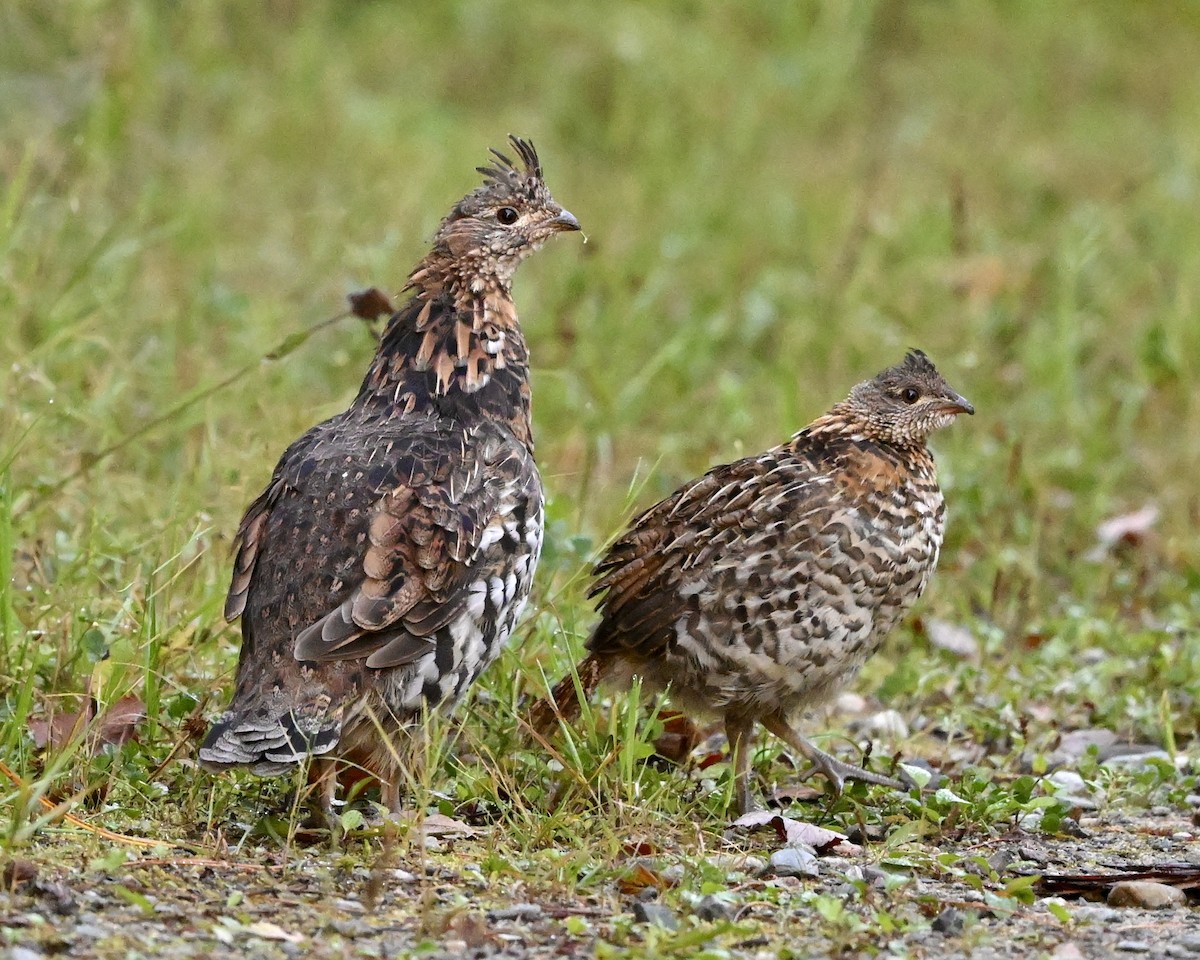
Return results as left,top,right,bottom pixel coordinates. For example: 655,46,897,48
3,0,1200,956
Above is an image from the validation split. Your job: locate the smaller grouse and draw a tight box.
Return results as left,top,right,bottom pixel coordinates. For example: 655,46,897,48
530,351,973,815
200,137,579,815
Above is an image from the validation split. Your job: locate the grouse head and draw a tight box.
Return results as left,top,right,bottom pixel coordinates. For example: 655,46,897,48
846,349,974,446
430,135,580,285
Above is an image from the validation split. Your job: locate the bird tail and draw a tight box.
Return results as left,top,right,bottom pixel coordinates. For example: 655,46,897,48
526,653,605,738
198,703,342,776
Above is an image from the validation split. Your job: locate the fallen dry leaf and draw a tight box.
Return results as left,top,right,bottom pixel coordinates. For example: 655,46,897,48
622,839,660,857
420,813,477,838
97,695,147,746
1093,505,1159,552
28,709,90,752
731,811,851,855
28,693,147,754
618,861,672,895
245,921,304,944
2,859,38,891
445,911,492,949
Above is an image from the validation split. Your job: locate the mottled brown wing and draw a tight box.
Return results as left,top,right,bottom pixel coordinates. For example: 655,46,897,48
587,448,836,661
225,432,321,627
289,425,533,670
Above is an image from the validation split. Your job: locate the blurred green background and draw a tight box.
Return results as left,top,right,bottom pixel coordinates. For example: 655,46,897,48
2,0,1199,792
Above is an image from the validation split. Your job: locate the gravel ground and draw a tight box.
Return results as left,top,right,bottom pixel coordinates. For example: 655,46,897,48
3,804,1198,960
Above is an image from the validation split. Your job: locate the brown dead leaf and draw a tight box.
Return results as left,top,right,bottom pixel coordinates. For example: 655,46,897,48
420,813,477,838
446,911,493,949
695,751,727,771
2,859,38,891
731,811,852,855
1093,505,1159,552
245,921,304,944
98,695,147,746
1021,631,1047,650
618,861,672,895
348,287,395,321
622,839,660,857
29,694,146,754
28,706,92,751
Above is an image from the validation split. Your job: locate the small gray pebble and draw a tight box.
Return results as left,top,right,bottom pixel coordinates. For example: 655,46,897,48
11,947,43,960
705,853,765,875
1116,941,1152,953
1072,905,1124,922
1179,935,1200,952
767,847,819,879
487,904,543,922
328,918,372,938
931,907,965,935
1101,749,1171,770
636,886,659,902
1048,770,1090,793
692,894,735,922
633,901,678,930
34,881,77,916
861,865,891,887
987,850,1014,872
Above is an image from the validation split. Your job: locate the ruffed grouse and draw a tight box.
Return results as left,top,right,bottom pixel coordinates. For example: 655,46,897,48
531,350,972,815
200,137,580,813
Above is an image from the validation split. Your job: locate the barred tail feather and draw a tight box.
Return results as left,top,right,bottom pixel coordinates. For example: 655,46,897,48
527,653,604,738
198,707,341,776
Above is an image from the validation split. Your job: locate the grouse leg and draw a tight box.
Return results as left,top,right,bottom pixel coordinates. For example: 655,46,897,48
761,715,906,794
724,713,760,816
381,773,402,817
313,757,339,826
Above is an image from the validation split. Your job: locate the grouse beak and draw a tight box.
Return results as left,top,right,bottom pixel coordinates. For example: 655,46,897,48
939,393,975,416
548,208,582,233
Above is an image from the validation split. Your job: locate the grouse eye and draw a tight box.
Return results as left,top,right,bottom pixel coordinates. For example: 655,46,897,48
901,386,921,404
496,206,519,225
